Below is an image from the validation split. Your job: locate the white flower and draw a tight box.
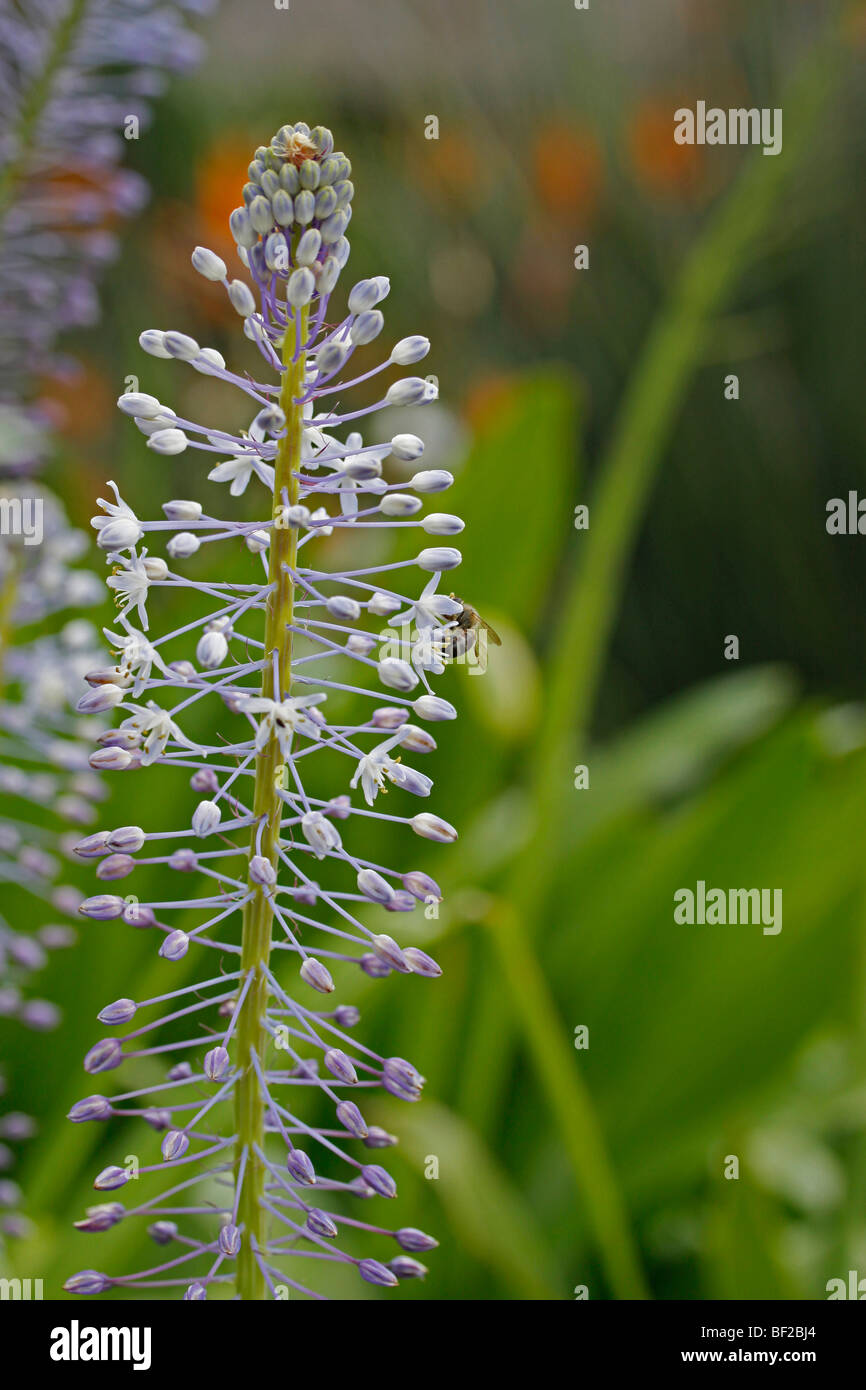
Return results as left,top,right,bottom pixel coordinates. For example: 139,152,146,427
301,811,342,859
237,692,326,759
106,548,157,630
119,701,203,766
208,417,275,496
91,480,142,549
349,732,406,806
103,623,171,697
410,630,447,676
392,574,461,631
308,506,333,537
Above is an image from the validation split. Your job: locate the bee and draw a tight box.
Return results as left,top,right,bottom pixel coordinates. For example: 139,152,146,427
441,596,502,661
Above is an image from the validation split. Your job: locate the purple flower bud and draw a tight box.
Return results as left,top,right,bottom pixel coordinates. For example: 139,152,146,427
358,1257,398,1287
79,894,125,920
360,953,392,980
385,890,417,913
84,1039,123,1074
148,1220,178,1245
64,1270,112,1295
204,1046,230,1081
93,1165,130,1191
89,746,134,771
306,1208,338,1239
106,825,145,853
396,1227,439,1253
334,1005,360,1028
74,1203,124,1233
384,1057,425,1093
143,1108,172,1132
411,812,458,843
219,1223,241,1256
96,853,135,881
286,1149,316,1185
68,1095,113,1123
160,930,189,960
161,1130,189,1160
364,1126,398,1150
249,854,277,885
97,998,136,1026
371,706,409,730
361,1163,397,1199
389,1255,428,1279
169,848,198,871
336,1100,368,1139
399,726,437,756
370,934,411,972
184,1283,207,1300
97,728,140,750
357,868,394,905
324,1049,358,1085
74,832,111,859
124,901,155,927
402,870,441,901
403,947,443,978
190,767,219,794
299,958,334,994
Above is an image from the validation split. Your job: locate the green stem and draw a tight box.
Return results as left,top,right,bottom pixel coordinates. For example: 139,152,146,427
233,304,307,1300
487,899,646,1299
0,562,20,697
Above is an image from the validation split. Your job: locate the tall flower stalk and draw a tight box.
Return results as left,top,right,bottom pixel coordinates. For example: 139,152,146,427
66,122,465,1299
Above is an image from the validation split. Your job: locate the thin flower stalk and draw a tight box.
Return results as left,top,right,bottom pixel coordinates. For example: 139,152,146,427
65,121,464,1299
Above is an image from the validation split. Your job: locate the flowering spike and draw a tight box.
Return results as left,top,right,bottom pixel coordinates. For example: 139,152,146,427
68,121,469,1301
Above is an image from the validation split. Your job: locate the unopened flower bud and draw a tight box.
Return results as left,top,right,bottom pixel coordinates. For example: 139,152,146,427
192,246,227,281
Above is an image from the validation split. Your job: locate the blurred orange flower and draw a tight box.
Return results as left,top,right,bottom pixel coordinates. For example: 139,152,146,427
628,100,704,198
37,358,113,443
462,371,521,433
533,122,604,220
412,129,486,206
196,136,257,257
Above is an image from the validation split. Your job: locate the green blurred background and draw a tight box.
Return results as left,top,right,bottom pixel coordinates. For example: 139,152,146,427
4,0,866,1299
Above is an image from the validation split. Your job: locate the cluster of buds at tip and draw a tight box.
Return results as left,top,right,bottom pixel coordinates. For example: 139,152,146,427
65,121,459,1300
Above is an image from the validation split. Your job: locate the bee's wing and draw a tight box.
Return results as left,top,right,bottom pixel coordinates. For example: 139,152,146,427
480,619,502,646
